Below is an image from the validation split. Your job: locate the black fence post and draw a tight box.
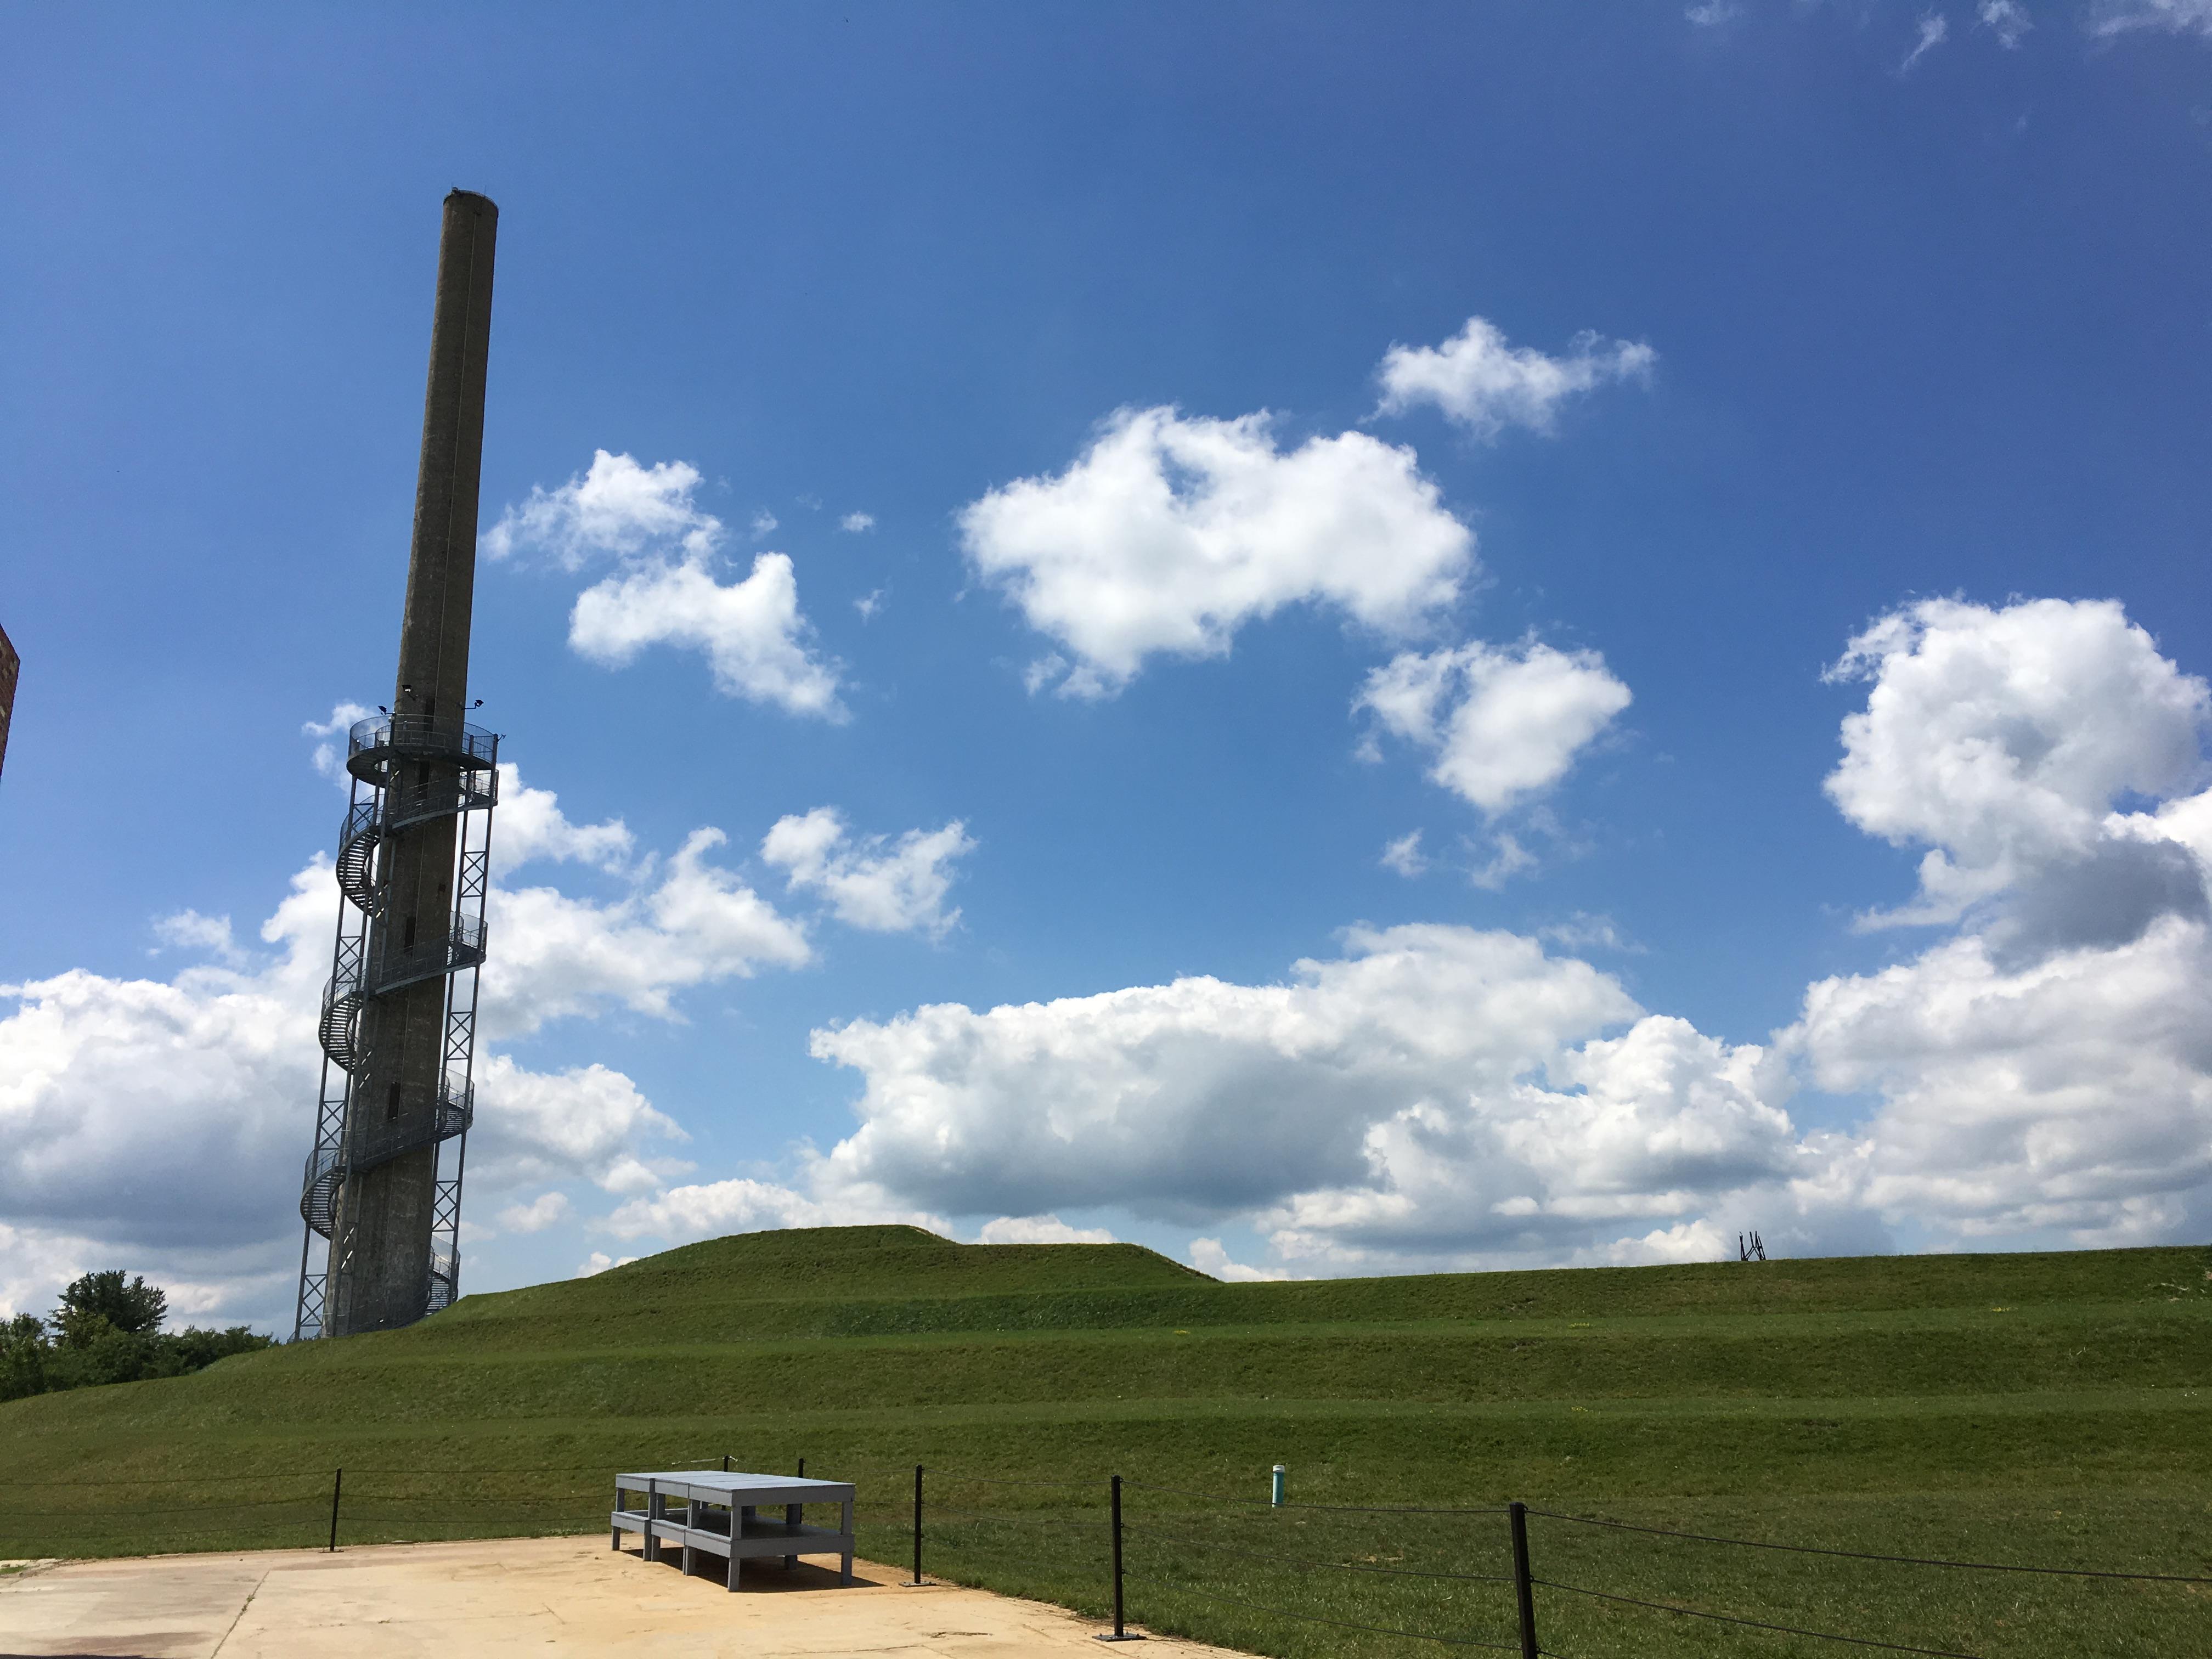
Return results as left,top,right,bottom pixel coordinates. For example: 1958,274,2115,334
723,1454,731,1472
797,1457,805,1478
328,1467,342,1553
911,1464,924,1585
1112,1472,1125,1638
1095,1472,1142,1640
1509,1502,1539,1659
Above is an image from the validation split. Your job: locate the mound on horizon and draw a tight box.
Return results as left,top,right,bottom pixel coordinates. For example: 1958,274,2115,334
1,1226,2203,1626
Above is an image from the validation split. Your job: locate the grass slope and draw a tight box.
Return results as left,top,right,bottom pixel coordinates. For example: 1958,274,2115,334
3,1226,2207,1658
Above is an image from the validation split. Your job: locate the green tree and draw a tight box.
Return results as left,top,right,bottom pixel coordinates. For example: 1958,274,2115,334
44,1321,156,1390
52,1271,167,1345
0,1311,47,1402
167,1324,278,1369
6,1276,273,1398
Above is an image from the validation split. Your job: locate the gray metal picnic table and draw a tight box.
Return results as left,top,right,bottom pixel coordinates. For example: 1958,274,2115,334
611,1469,856,1590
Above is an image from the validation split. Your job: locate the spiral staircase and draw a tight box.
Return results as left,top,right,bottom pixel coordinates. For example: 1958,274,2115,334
294,715,499,1339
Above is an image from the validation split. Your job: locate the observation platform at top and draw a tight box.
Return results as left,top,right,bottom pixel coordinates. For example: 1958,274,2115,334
612,1470,857,1592
346,713,499,783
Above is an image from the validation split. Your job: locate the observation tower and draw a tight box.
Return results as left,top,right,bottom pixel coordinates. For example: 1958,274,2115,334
296,191,502,1338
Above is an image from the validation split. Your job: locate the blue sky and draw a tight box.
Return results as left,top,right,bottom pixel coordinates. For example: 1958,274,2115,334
5,2,2211,1327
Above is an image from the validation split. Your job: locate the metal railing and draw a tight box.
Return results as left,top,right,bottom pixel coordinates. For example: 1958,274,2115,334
298,1074,470,1235
298,1142,344,1235
347,714,499,779
384,768,496,831
318,972,366,1073
336,800,385,913
317,913,486,1048
334,773,499,917
360,912,487,998
342,1075,473,1173
425,1250,459,1312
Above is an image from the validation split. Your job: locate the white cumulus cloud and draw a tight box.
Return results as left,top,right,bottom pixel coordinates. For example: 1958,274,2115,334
602,1177,943,1244
492,763,635,875
569,550,845,719
1823,596,2209,929
486,450,844,719
961,406,1474,696
303,701,375,783
151,909,245,966
1586,1218,1733,1266
1782,594,2212,1250
1790,921,2212,1244
469,1054,689,1195
978,1214,1119,1245
1261,1013,1803,1267
0,865,334,1265
486,827,812,1036
761,808,975,938
1358,638,1632,815
1189,1238,1290,1281
1374,316,1654,439
484,451,716,575
803,922,1809,1271
495,1192,572,1234
840,511,876,533
482,450,719,571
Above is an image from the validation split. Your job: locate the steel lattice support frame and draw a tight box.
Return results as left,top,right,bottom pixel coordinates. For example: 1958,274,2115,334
427,799,495,1313
295,724,498,1339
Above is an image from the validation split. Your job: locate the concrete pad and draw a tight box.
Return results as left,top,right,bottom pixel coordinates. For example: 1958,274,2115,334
0,1536,1242,1657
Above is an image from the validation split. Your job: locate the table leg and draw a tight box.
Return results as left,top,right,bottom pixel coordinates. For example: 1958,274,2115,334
645,1480,659,1564
785,1500,801,1568
840,1497,854,1584
611,1485,622,1551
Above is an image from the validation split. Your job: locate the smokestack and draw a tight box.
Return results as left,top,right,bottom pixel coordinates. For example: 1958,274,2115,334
305,191,502,1338
396,191,498,726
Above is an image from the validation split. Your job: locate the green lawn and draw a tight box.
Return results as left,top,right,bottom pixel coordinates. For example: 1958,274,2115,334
3,1226,2207,1657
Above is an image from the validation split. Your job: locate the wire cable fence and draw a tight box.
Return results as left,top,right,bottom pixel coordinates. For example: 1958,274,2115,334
1125,1476,1514,1516
0,1452,744,1560
1529,1507,2212,1584
1131,1523,1516,1585
892,1468,2212,1657
7,1457,2210,1656
1530,1575,1987,1658
1121,1568,1523,1652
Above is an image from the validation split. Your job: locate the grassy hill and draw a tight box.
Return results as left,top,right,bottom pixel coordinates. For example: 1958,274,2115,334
3,1226,2207,1657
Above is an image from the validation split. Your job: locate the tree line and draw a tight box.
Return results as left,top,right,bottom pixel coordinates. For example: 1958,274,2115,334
1,1271,276,1401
